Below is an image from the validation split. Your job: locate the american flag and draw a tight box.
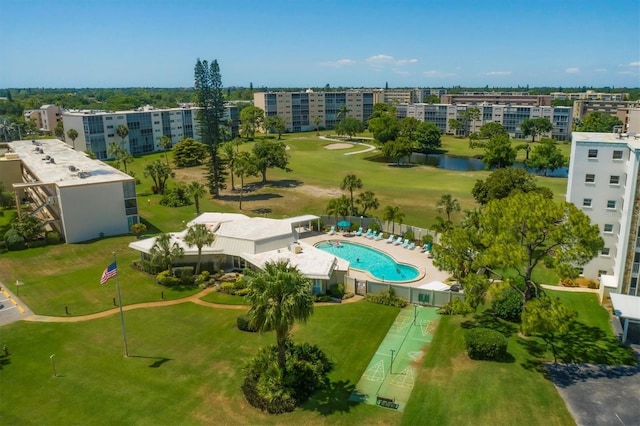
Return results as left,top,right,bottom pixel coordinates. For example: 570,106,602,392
100,262,118,285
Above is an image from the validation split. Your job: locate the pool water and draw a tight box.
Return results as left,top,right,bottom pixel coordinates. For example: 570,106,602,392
315,241,420,282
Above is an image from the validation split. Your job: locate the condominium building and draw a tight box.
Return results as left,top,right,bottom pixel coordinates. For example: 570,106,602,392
397,103,573,141
573,99,640,121
566,131,640,298
0,139,138,243
62,105,239,160
441,92,551,107
551,90,629,102
23,105,63,132
253,90,376,132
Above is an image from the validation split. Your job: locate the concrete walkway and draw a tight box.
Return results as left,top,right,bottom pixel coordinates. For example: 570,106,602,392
540,284,599,294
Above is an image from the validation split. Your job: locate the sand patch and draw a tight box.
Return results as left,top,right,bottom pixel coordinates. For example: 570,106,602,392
324,143,353,150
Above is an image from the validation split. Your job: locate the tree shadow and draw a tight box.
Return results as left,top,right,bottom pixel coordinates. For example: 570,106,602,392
300,379,358,416
0,354,11,370
251,207,272,215
216,193,283,203
140,217,162,235
263,179,303,189
546,362,640,388
460,310,518,337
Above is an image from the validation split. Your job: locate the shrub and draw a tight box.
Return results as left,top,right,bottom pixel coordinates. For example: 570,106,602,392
403,230,415,241
156,270,180,287
172,266,194,278
368,222,381,232
315,294,332,302
327,283,345,299
464,327,508,360
366,289,408,308
561,277,578,287
194,271,211,287
4,229,25,251
587,280,599,289
45,231,62,245
27,239,47,248
242,341,333,414
491,287,523,322
421,234,434,245
160,185,192,207
218,282,236,294
237,315,258,332
342,291,355,300
438,298,473,315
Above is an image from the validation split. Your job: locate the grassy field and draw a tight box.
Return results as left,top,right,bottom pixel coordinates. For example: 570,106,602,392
0,301,401,425
402,289,636,426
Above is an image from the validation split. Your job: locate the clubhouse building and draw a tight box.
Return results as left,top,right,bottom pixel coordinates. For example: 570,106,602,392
128,212,347,294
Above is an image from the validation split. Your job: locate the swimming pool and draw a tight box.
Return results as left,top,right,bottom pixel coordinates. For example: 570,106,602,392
315,241,420,282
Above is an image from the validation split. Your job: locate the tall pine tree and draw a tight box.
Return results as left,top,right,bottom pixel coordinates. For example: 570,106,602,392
194,58,227,197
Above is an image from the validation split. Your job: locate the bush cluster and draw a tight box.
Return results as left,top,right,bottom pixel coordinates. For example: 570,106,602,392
366,289,408,308
438,298,473,315
217,277,249,296
491,288,523,322
464,327,508,360
45,231,61,245
237,315,258,332
242,341,333,414
327,283,345,299
4,229,25,251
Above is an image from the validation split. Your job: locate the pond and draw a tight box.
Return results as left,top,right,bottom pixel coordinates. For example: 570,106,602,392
419,154,568,178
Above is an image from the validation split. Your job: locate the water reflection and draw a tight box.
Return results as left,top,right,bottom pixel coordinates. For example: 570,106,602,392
420,154,568,178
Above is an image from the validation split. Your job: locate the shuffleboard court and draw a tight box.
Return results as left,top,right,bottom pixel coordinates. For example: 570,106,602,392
349,305,439,411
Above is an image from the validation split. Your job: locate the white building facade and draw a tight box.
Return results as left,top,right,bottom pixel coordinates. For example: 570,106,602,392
0,139,138,243
566,132,640,297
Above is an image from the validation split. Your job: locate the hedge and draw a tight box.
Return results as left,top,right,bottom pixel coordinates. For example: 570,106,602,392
464,327,508,360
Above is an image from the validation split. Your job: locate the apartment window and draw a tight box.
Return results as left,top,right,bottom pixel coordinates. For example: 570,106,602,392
604,224,614,233
582,198,592,207
609,175,620,185
585,174,595,183
612,150,623,159
588,149,598,158
607,200,616,209
601,247,610,256
597,270,607,277
105,117,113,121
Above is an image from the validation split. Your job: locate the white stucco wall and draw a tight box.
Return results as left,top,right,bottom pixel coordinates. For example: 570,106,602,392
57,181,130,243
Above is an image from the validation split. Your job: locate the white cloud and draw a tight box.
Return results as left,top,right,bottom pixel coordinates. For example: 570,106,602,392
392,69,409,76
627,61,640,67
485,71,511,76
594,68,608,73
424,70,456,78
366,55,417,66
565,67,580,74
319,59,356,68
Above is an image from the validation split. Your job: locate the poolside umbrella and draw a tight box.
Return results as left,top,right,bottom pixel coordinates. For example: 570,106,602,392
337,220,351,230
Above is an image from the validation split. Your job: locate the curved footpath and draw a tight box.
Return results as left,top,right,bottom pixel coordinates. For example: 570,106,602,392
540,283,599,293
21,287,364,324
319,136,377,156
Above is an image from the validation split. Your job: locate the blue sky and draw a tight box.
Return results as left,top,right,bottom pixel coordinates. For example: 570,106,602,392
1,0,639,88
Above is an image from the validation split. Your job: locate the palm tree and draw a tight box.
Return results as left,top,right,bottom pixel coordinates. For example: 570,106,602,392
340,174,362,217
150,233,184,273
356,190,379,216
314,116,322,136
337,105,351,122
189,182,206,215
66,128,79,150
326,196,350,225
436,194,461,222
383,205,405,235
116,124,129,148
220,140,239,190
184,223,215,274
158,135,173,166
235,151,257,210
108,141,133,174
245,260,314,371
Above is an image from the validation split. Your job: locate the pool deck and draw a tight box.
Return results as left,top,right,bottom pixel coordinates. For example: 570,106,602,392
300,231,450,288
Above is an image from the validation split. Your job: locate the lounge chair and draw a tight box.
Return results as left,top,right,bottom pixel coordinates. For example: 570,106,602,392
374,232,383,241
355,227,363,236
328,226,335,235
408,242,416,250
368,231,378,239
419,244,428,253
402,239,409,248
385,235,395,243
393,237,403,245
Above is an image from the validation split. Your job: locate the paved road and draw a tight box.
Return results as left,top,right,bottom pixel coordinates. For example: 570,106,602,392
547,361,640,426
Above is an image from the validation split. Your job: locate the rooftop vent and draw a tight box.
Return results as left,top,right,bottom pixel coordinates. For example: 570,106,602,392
48,157,55,164
78,171,91,179
68,165,77,172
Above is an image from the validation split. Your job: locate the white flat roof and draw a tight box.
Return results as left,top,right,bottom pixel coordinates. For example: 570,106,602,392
573,132,640,146
610,293,640,321
281,214,320,224
6,139,132,186
418,281,449,291
244,242,339,280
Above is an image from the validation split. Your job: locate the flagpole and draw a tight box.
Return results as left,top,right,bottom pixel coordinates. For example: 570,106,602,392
113,252,129,357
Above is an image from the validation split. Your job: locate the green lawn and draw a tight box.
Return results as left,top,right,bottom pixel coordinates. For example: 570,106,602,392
200,291,249,305
402,290,636,426
0,301,401,425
